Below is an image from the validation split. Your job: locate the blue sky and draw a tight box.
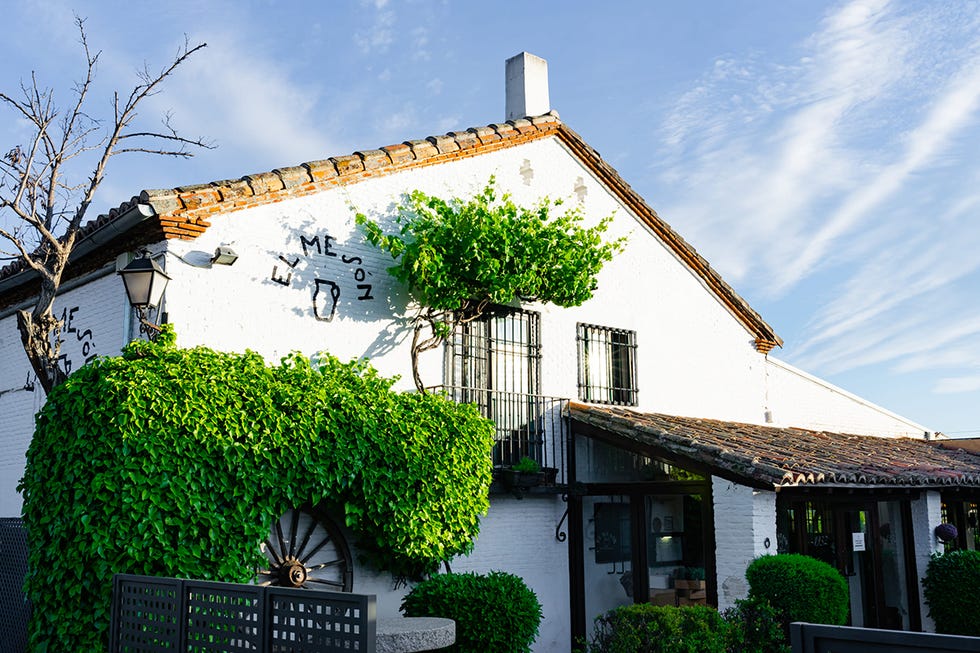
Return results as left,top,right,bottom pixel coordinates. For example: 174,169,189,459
2,0,979,436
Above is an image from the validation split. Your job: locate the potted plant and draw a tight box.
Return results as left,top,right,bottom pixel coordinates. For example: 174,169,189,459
498,456,545,495
674,566,706,590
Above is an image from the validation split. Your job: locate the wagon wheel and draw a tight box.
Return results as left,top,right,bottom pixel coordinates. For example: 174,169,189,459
256,505,353,591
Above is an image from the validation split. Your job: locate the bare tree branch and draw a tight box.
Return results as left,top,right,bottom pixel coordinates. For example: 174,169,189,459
0,17,208,393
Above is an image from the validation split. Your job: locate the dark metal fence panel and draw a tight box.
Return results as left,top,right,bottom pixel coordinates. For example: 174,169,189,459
791,622,980,653
0,517,29,653
111,575,183,652
184,580,262,652
110,574,377,653
269,586,376,652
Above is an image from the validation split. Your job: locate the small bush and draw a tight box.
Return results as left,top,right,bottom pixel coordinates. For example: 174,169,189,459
587,604,728,653
401,571,542,653
746,554,848,634
923,550,980,635
723,597,791,653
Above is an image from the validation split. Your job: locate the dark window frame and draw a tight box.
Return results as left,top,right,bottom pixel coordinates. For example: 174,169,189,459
576,323,638,406
444,305,543,466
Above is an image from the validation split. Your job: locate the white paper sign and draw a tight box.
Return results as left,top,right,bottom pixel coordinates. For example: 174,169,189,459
852,532,866,552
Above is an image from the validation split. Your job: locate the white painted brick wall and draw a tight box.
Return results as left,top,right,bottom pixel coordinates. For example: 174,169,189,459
0,270,130,516
766,357,928,437
339,495,569,652
711,476,777,611
451,495,570,653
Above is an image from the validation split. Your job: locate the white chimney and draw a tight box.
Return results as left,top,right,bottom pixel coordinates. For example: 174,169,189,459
505,52,550,121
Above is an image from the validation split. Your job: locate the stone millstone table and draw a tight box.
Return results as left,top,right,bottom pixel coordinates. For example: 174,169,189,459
376,616,456,653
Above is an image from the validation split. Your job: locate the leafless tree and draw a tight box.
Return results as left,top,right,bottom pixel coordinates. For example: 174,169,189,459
0,17,209,394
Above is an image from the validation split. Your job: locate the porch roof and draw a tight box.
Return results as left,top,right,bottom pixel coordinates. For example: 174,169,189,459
569,403,980,490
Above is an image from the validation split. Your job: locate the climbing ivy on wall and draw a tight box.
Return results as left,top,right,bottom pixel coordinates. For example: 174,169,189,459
356,177,624,389
19,327,495,652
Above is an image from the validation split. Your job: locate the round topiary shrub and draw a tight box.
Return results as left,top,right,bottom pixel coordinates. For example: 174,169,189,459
401,571,542,653
587,604,729,653
746,554,848,632
922,550,980,635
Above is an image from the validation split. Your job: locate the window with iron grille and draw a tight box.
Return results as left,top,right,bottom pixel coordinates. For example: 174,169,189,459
577,323,638,405
444,306,542,465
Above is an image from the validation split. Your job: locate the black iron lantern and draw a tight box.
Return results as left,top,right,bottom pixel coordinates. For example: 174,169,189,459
118,253,170,337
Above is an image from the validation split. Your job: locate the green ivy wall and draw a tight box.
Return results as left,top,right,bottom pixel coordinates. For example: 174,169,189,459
19,328,495,652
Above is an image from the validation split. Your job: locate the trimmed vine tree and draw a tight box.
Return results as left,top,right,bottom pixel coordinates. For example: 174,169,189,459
19,327,495,652
356,178,624,389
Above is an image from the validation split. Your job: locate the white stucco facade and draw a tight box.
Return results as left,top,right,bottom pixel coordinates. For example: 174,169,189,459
0,129,950,649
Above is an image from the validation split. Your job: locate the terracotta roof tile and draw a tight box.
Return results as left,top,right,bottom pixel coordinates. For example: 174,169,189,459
358,149,391,171
381,143,414,165
468,126,500,144
331,154,364,175
243,171,284,195
570,403,980,489
530,113,560,127
403,139,438,159
404,138,438,159
510,118,536,134
140,190,181,214
275,165,313,189
426,134,460,154
489,122,518,138
212,179,254,201
448,130,479,150
303,159,339,182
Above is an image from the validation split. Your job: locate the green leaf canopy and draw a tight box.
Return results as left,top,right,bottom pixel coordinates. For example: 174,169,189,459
357,178,624,312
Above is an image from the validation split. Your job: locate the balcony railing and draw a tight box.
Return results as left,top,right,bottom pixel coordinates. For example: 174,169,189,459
431,386,569,486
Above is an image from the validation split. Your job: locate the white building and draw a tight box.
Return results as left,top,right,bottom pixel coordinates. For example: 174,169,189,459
2,53,979,651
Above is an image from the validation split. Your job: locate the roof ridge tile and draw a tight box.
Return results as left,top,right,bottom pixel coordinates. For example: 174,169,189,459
426,134,460,154
302,159,339,182
330,154,364,175
274,165,313,189
358,149,391,171
381,143,414,165
403,139,438,159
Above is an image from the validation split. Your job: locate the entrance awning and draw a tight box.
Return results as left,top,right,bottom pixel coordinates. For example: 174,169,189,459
569,403,980,490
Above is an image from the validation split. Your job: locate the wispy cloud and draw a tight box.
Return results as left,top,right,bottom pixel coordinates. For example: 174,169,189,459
67,17,349,207
134,34,337,175
653,0,980,396
780,52,980,293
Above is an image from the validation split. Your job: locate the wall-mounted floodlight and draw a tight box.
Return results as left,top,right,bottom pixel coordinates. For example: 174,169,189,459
210,246,238,266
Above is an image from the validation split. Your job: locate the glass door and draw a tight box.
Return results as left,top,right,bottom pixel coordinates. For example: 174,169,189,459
838,506,877,627
779,497,917,630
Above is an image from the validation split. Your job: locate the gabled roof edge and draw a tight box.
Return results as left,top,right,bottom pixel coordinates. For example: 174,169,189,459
0,112,782,350
552,125,782,350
